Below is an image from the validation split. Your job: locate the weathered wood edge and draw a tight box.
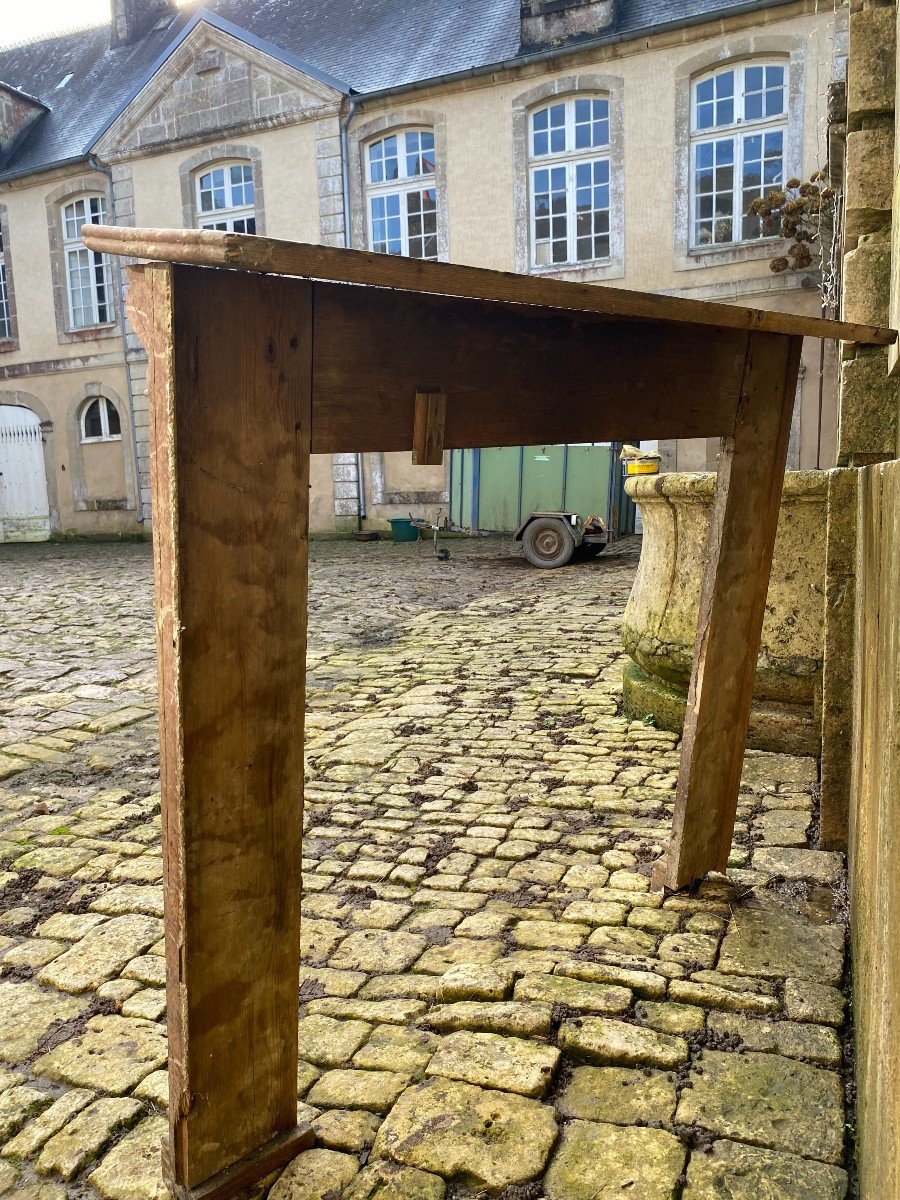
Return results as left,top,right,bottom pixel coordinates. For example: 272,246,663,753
160,1125,314,1200
83,225,896,346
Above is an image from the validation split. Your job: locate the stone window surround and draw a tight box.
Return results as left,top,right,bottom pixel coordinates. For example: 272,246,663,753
513,73,625,282
673,35,806,273
66,382,137,513
179,144,266,234
0,389,60,530
348,109,450,260
0,204,20,353
45,174,120,347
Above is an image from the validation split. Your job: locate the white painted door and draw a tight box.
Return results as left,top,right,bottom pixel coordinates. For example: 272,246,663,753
0,406,51,542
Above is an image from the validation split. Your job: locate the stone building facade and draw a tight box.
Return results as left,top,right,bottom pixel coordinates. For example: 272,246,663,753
0,0,847,538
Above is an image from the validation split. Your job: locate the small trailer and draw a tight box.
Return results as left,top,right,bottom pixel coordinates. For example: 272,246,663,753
515,510,610,568
447,441,636,567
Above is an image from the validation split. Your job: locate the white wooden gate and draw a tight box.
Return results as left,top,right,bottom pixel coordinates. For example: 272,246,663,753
0,406,51,542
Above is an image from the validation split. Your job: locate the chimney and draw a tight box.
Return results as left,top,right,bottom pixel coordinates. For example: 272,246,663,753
521,0,616,49
110,0,173,47
0,84,47,161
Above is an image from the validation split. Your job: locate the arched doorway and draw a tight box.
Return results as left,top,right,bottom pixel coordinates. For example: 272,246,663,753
0,405,51,542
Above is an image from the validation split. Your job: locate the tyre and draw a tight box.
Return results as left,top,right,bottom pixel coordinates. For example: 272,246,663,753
522,518,576,568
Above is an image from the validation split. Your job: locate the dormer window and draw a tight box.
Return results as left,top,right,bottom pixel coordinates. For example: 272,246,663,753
196,163,256,233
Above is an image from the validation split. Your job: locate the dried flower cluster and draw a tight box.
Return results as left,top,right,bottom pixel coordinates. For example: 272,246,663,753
747,170,836,272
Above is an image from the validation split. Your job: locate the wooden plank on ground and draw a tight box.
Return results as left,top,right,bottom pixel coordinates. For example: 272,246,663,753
128,261,312,1191
83,224,896,346
412,391,447,466
310,282,750,451
657,331,803,890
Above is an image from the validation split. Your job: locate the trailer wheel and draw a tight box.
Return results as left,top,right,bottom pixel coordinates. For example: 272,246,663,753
522,517,576,568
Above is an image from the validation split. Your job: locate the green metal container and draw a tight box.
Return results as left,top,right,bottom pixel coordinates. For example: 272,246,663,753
389,517,419,542
449,443,635,535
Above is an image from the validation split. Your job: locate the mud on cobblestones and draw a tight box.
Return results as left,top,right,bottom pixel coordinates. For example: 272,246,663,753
0,538,851,1198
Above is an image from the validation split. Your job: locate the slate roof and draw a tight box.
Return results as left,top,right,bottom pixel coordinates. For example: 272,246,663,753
0,0,798,180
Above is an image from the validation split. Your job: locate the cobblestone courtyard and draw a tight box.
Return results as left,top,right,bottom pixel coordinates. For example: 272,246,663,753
0,537,852,1199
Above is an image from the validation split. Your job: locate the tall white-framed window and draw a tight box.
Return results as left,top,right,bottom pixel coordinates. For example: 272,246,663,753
529,96,611,268
365,129,437,259
0,226,10,341
62,196,114,330
80,396,121,444
690,61,787,248
196,162,256,233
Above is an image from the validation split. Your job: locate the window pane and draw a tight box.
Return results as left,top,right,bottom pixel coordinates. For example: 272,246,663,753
532,163,567,265
574,158,611,262
370,193,403,255
693,138,734,246
83,399,103,439
549,103,566,153
574,97,609,149
404,130,435,178
741,129,783,239
406,188,438,259
105,399,121,437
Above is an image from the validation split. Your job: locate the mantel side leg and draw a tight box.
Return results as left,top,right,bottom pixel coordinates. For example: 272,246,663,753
128,263,314,1195
659,331,803,891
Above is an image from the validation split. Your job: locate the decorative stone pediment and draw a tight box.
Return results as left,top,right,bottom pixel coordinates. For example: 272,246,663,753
93,21,344,159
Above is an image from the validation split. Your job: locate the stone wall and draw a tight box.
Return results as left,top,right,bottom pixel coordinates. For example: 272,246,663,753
836,2,900,1195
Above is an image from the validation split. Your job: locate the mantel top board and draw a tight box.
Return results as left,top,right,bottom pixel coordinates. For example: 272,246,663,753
83,224,895,347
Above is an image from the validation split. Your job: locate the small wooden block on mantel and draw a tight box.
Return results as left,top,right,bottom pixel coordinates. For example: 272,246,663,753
161,1125,314,1200
412,391,446,465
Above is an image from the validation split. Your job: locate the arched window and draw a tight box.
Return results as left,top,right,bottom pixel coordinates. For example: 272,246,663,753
690,61,786,248
80,396,121,443
62,196,113,329
528,96,611,268
365,130,437,259
195,162,256,233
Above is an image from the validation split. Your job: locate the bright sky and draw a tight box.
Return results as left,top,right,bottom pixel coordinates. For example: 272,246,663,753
3,0,124,47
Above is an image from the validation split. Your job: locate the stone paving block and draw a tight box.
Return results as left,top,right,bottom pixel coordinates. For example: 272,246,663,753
426,1031,559,1098
297,966,366,998
352,1025,438,1073
420,1001,552,1037
717,904,844,985
269,1148,360,1200
559,1016,688,1069
312,1108,381,1152
556,1065,677,1124
2,938,66,969
707,1011,842,1067
413,938,504,975
37,915,162,993
681,1138,848,1198
752,848,844,886
784,978,846,1026
88,1112,168,1199
36,1097,143,1179
555,958,667,999
374,1077,558,1190
513,972,631,1014
343,1160,446,1200
330,930,428,973
34,912,109,941
512,920,589,950
2,1087,95,1158
436,963,509,1001
121,989,166,1021
35,1015,167,1095
658,932,719,968
307,998,425,1025
307,1069,411,1113
300,918,346,965
0,1085,52,1140
675,1050,844,1163
90,885,164,919
0,981,86,1061
544,1119,686,1200
668,980,779,1015
133,1070,168,1108
296,1015,372,1067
